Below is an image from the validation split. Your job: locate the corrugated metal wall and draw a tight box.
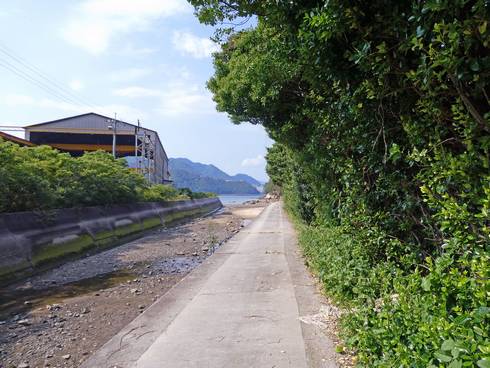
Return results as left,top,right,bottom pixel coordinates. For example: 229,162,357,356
25,113,170,184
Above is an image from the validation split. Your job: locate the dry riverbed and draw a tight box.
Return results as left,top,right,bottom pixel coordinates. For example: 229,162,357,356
0,201,267,368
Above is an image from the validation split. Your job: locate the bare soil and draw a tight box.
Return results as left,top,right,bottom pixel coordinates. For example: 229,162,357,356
0,201,267,368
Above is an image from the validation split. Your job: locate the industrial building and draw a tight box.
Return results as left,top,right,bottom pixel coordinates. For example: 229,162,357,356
23,112,171,184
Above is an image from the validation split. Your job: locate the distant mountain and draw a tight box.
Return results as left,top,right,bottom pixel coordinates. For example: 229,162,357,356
169,158,230,181
231,173,263,187
169,158,261,195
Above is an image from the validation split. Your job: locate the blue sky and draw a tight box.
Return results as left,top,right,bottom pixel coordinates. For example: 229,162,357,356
0,0,272,181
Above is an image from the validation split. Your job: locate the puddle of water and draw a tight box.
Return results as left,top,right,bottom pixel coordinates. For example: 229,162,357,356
0,270,136,320
0,247,226,320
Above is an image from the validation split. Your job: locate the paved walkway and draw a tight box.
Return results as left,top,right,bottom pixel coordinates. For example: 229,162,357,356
82,202,337,368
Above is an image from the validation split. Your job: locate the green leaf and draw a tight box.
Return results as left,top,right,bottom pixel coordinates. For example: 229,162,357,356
442,339,455,351
470,60,480,72
335,345,345,353
434,352,453,362
479,21,487,34
473,326,485,336
449,361,462,368
421,277,431,291
451,347,466,359
477,359,490,368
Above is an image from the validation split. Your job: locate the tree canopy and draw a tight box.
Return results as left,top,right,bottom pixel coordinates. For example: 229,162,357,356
188,1,489,366
0,141,206,212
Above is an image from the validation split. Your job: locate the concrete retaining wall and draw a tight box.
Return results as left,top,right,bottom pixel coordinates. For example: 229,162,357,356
0,198,222,284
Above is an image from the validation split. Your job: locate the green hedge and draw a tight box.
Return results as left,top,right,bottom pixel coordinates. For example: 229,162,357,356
187,0,489,366
296,217,489,367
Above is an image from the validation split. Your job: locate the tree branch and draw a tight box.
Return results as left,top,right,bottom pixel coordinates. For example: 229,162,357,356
450,75,490,133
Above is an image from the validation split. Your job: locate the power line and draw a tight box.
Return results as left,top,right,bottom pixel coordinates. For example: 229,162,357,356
0,42,100,110
0,58,86,107
0,57,88,108
0,41,137,125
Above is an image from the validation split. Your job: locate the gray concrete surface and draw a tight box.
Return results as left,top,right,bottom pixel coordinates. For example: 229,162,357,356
0,198,221,284
82,202,338,368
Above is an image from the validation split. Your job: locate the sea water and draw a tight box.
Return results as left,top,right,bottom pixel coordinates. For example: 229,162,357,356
218,194,263,205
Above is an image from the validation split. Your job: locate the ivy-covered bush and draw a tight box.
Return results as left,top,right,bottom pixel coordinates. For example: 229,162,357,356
0,141,209,213
188,0,489,366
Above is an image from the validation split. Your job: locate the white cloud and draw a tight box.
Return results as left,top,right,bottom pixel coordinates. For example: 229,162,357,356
113,86,162,98
112,81,216,116
62,0,190,54
241,155,265,168
172,31,220,59
156,83,217,116
4,93,87,114
97,104,147,122
120,44,158,56
109,67,153,82
69,79,84,91
4,94,35,105
3,93,146,121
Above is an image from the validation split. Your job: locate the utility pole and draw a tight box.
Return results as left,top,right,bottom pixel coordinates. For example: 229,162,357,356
143,130,149,181
112,113,117,158
134,119,139,158
107,113,118,158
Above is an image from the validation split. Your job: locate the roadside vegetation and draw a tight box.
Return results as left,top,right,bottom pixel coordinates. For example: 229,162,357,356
0,140,214,213
189,1,489,367
263,181,280,195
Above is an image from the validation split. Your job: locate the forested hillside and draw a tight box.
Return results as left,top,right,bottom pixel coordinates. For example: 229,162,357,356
169,158,260,194
188,1,489,367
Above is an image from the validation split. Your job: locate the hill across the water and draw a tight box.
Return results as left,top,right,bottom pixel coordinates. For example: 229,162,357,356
169,158,262,195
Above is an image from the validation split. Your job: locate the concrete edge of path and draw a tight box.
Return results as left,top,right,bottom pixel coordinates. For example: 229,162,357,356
80,208,263,368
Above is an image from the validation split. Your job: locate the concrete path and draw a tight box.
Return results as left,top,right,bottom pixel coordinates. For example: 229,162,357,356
82,202,338,368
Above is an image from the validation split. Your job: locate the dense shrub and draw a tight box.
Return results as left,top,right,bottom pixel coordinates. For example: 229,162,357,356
0,142,75,212
188,1,489,366
298,223,401,305
343,251,489,367
263,181,280,194
138,185,215,201
0,141,211,213
140,184,189,202
176,187,217,200
62,151,146,208
279,149,490,367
